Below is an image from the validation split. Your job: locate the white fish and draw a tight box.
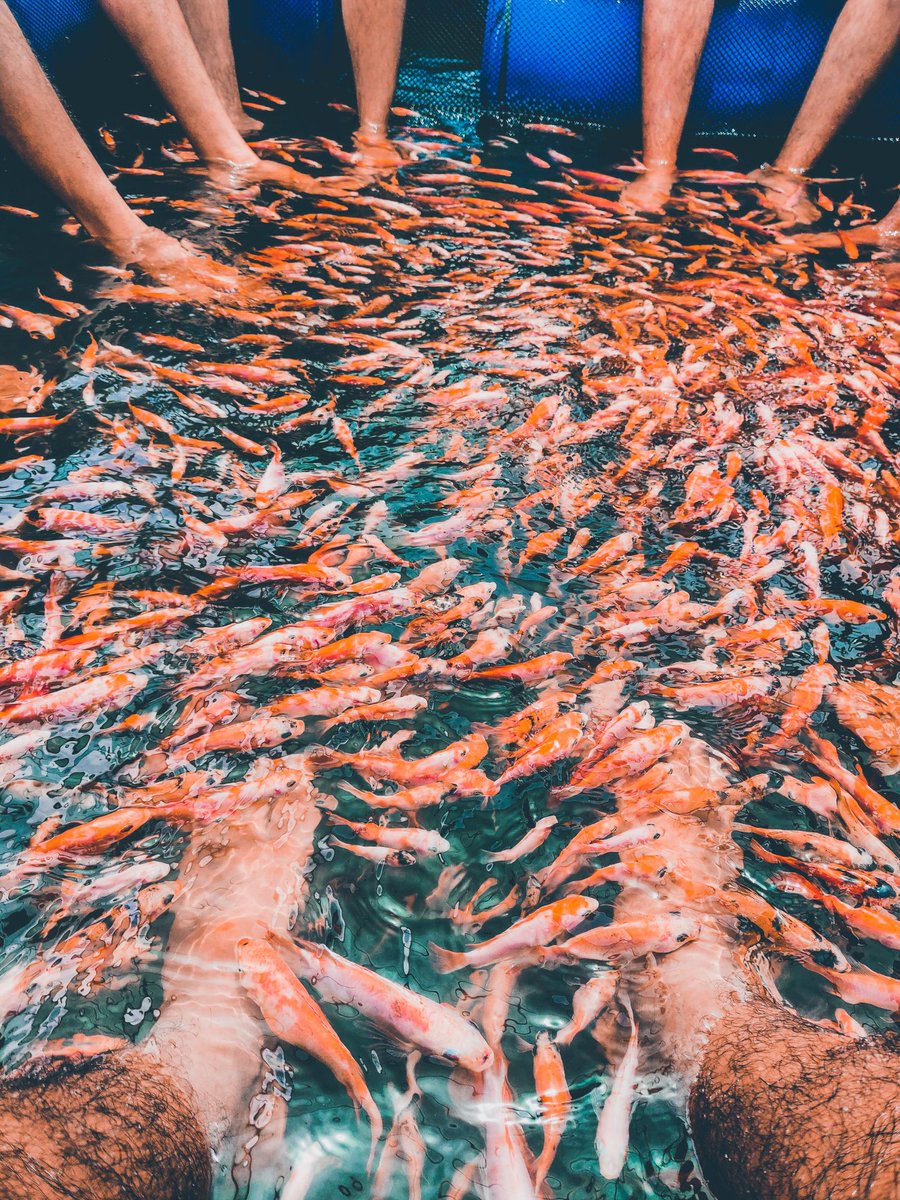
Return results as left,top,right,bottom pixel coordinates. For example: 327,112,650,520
595,998,639,1180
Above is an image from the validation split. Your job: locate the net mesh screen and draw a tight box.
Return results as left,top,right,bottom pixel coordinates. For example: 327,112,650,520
6,0,97,56
396,0,898,141
5,0,897,143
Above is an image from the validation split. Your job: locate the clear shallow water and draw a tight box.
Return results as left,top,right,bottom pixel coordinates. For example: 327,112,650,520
0,103,898,1200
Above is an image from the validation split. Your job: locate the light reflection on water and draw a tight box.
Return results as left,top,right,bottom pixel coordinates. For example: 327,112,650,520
0,107,896,1200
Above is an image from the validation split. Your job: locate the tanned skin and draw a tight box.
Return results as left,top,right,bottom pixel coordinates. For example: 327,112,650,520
3,738,900,1198
613,737,900,1200
623,0,900,217
0,1052,209,1200
0,1,206,279
0,772,320,1200
692,1000,900,1200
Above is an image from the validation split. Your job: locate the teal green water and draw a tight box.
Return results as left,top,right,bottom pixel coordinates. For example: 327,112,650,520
0,109,897,1200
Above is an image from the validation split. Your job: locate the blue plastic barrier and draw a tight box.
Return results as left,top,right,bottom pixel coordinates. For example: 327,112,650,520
6,0,340,92
6,0,99,64
482,0,899,139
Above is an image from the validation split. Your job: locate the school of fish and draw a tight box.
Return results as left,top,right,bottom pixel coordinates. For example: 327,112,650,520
0,101,898,1199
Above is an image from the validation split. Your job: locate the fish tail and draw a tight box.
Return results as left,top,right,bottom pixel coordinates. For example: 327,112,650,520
533,1147,553,1194
364,1096,383,1174
428,942,468,974
339,782,369,801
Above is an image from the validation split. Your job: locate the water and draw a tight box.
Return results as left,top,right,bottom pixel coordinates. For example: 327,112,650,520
0,100,897,1200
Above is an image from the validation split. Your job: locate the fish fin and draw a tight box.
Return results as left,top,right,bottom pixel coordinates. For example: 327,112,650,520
428,942,468,974
337,781,372,803
325,812,353,829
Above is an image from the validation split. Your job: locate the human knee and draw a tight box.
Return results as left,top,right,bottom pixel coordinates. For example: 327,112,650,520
0,1049,211,1200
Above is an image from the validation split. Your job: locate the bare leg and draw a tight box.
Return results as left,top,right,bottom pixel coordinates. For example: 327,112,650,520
98,0,357,194
96,0,255,170
611,739,900,1200
751,0,900,225
620,0,715,212
176,0,263,135
145,779,320,1189
342,0,406,165
691,1000,900,1200
0,1,188,270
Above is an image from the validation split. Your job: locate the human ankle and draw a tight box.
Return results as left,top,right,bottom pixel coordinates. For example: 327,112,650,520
93,215,157,263
642,158,677,176
765,160,810,181
355,118,389,143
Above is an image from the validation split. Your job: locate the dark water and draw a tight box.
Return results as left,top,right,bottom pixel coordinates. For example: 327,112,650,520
0,100,898,1200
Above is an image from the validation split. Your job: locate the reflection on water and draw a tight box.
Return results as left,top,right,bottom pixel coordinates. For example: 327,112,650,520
0,107,897,1200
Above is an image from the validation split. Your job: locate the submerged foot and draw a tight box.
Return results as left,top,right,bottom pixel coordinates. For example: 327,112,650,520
620,165,677,214
208,156,360,197
114,227,242,300
231,108,265,136
797,211,900,251
748,165,820,226
352,130,403,171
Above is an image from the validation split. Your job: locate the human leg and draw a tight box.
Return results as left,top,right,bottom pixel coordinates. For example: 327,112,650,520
751,0,900,224
0,2,173,265
342,0,406,165
98,0,356,193
176,0,263,134
0,1051,210,1200
620,0,715,212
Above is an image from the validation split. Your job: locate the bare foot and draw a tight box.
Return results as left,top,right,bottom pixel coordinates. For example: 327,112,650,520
796,214,900,251
116,227,242,300
209,157,361,197
145,778,321,1189
352,130,403,171
231,109,265,137
620,165,677,214
748,165,820,225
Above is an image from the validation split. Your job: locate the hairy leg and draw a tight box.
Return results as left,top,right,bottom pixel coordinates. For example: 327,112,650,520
0,1,188,269
0,780,318,1200
0,1051,210,1200
691,999,900,1200
620,0,715,213
611,741,900,1200
342,0,406,164
96,0,255,170
176,0,263,135
751,0,900,224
